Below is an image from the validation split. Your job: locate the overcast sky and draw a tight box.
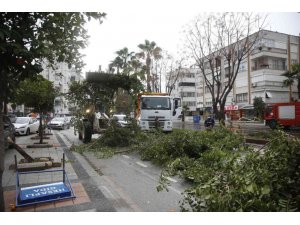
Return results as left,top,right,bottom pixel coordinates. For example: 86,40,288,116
79,2,300,75
6,1,300,76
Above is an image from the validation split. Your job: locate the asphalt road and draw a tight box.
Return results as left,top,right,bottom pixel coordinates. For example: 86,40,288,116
57,127,189,212
53,122,299,212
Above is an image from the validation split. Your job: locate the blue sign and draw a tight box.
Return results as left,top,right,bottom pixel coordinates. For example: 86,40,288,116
19,182,72,204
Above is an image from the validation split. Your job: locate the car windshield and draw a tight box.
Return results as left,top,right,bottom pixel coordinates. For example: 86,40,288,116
141,97,171,110
52,117,65,121
15,117,30,124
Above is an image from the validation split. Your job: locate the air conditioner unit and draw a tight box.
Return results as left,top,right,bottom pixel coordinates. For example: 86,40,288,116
252,82,257,88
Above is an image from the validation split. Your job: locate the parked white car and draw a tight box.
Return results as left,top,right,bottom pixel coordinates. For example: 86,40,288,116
13,117,40,135
47,117,69,130
112,114,130,127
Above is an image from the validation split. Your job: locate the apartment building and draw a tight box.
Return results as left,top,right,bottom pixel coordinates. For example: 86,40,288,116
169,30,300,118
41,61,82,116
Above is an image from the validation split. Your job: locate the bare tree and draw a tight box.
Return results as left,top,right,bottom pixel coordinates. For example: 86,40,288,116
151,50,178,93
164,55,185,95
184,12,267,122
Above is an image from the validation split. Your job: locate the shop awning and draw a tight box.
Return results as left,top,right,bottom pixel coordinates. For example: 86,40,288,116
265,91,272,98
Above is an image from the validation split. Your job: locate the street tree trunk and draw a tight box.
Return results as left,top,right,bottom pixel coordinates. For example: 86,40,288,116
0,101,5,211
146,54,151,92
39,113,44,144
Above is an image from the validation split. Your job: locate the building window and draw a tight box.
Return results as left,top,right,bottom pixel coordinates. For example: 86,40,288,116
236,93,248,103
238,62,247,72
271,59,286,70
292,59,298,65
179,82,195,87
225,67,230,78
205,86,210,93
262,38,275,48
204,62,210,69
183,101,196,107
205,101,212,106
181,92,195,97
183,73,195,78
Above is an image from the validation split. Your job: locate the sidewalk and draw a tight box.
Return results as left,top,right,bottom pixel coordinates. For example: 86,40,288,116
2,131,115,212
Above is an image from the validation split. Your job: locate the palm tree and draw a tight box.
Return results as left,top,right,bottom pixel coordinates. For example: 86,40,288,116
137,40,162,92
282,63,300,101
109,47,135,75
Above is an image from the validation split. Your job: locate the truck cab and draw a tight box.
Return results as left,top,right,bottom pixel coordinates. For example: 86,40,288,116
137,93,181,131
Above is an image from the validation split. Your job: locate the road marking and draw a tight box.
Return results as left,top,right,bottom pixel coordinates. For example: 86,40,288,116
100,185,115,198
122,155,130,159
136,162,148,168
162,175,178,183
82,208,97,212
118,158,183,196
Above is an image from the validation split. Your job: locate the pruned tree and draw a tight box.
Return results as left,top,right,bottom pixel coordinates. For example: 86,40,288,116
184,12,266,122
0,12,105,211
67,74,144,114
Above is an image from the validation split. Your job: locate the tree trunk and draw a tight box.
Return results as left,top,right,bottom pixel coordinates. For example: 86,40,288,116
8,139,34,163
213,102,226,125
0,101,5,211
218,109,226,126
146,55,151,92
39,113,44,144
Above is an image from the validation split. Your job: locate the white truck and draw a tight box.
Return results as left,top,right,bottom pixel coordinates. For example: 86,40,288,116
137,93,182,131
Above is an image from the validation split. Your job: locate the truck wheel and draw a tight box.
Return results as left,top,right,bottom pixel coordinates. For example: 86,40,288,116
268,119,277,129
83,125,92,143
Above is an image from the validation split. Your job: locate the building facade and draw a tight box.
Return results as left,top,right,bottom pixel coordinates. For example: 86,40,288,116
41,61,82,116
169,30,300,119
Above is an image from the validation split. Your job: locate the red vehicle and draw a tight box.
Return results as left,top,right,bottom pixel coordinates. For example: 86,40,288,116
265,102,300,129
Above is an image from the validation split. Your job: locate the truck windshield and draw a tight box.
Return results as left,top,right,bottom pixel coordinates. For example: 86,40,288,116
141,97,171,110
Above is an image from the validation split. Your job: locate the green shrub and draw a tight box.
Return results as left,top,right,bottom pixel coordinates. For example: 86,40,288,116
101,119,141,147
72,119,142,157
180,130,300,212
138,127,243,167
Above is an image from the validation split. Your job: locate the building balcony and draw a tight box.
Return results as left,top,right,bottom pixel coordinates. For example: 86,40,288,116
178,77,196,83
251,64,287,72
